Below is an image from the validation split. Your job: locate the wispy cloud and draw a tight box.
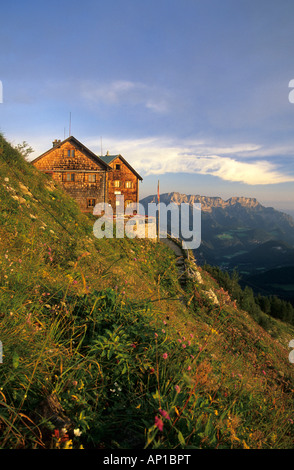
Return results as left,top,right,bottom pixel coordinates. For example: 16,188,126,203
89,136,294,185
80,80,170,113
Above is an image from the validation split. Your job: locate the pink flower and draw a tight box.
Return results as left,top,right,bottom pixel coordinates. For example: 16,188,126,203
262,370,266,375
155,416,164,431
182,344,186,348
175,385,181,393
178,339,182,343
162,353,168,360
187,366,191,371
155,333,158,338
159,409,170,420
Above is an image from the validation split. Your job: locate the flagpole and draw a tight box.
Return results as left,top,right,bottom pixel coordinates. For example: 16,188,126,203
157,180,160,242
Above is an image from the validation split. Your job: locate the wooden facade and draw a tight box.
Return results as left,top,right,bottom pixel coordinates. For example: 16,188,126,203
100,153,142,213
31,136,143,214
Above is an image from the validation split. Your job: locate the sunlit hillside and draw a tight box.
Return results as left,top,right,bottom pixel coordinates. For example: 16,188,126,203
0,134,294,449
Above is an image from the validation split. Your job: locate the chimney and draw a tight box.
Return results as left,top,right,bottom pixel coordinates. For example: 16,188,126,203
52,139,61,148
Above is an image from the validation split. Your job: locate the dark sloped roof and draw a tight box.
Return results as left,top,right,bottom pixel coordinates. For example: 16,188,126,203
99,154,118,165
100,154,143,181
31,136,111,170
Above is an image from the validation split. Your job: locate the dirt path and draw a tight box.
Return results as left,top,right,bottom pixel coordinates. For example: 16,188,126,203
160,237,187,287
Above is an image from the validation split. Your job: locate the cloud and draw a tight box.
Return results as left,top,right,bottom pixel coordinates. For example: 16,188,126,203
80,80,170,113
90,136,294,185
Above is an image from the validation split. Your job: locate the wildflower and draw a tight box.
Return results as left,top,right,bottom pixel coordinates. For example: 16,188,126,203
175,385,181,393
187,365,191,371
190,355,194,359
131,343,136,348
74,428,82,437
178,339,182,343
162,329,165,333
159,409,170,420
114,382,122,392
155,416,164,431
182,344,186,348
162,353,168,360
63,439,73,449
155,333,158,338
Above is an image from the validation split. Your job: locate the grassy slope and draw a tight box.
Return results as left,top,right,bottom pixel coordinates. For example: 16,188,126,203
0,134,294,449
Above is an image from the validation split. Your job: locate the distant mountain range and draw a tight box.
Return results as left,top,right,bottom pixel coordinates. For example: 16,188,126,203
140,192,294,302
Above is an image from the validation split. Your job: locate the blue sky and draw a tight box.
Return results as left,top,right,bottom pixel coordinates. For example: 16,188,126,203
1,0,294,213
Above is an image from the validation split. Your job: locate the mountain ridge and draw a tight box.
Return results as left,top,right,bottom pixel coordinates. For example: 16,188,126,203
141,191,293,220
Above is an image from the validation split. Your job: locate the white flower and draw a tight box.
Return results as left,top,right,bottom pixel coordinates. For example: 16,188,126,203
74,428,82,437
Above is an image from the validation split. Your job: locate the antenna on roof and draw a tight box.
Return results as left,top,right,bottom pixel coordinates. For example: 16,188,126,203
69,112,71,136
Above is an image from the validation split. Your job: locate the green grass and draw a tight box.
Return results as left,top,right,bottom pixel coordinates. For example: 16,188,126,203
0,134,294,449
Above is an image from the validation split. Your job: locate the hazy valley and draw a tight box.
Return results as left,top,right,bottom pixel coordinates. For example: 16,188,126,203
140,192,294,304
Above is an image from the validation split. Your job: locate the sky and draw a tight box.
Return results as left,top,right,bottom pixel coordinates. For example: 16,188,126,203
1,0,294,214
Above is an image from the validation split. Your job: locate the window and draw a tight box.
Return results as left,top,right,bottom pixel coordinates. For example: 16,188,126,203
88,174,96,183
87,198,96,208
68,149,75,157
125,181,133,189
66,173,75,182
115,164,121,170
113,180,120,188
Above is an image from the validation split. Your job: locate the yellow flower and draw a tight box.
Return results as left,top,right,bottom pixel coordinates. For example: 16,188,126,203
63,439,73,449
